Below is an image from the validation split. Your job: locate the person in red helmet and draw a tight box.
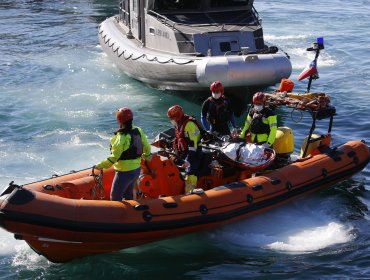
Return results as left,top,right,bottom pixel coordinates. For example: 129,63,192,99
201,81,236,136
167,105,203,194
240,92,277,147
95,107,151,201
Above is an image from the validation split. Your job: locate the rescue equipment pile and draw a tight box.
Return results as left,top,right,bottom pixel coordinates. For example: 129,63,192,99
267,91,331,111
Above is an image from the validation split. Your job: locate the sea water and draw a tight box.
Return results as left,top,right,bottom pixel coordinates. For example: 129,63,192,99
0,0,369,278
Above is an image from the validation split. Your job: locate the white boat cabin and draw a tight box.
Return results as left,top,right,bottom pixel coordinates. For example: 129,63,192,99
117,0,269,57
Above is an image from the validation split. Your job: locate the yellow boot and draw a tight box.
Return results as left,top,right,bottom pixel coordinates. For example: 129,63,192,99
185,175,197,194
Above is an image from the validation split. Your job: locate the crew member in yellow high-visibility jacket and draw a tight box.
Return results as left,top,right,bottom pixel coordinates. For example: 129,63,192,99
95,108,151,201
240,92,277,147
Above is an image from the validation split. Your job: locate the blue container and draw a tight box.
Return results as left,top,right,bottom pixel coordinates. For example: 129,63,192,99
316,37,324,46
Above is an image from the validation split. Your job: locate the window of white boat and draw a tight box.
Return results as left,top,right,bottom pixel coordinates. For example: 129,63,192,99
220,42,231,52
210,0,249,8
153,0,201,10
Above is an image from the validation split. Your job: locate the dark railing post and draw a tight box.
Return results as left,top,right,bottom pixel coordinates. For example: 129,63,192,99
302,111,317,158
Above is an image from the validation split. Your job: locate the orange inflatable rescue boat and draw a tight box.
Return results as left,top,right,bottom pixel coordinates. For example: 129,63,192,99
3,38,367,263
0,92,369,262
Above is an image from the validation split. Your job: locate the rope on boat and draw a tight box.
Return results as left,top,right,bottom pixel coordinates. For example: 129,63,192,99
91,166,105,200
100,30,194,65
290,108,304,123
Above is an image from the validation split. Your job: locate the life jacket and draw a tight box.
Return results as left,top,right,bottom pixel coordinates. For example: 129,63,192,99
174,115,203,154
118,128,143,160
206,96,231,125
249,107,274,135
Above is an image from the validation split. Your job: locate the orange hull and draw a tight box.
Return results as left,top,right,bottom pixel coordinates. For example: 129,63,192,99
0,140,369,262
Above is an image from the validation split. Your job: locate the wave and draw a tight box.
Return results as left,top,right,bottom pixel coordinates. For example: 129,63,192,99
0,230,25,257
11,243,50,269
265,34,309,41
266,222,355,253
208,197,355,254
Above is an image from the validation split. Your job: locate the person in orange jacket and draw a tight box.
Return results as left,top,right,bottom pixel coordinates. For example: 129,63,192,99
167,105,203,194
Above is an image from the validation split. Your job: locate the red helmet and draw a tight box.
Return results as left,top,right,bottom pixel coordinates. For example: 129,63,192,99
252,92,266,105
116,107,133,126
210,81,224,94
167,105,184,122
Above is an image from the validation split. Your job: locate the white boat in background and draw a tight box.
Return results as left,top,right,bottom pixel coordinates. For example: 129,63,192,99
98,0,292,91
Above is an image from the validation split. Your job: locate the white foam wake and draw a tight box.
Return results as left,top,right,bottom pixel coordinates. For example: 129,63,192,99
266,222,355,253
208,199,355,255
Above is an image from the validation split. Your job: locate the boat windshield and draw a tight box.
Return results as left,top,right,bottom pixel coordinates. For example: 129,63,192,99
153,0,249,11
210,0,249,8
154,0,201,10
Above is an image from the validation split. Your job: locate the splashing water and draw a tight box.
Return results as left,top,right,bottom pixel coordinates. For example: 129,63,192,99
266,222,355,253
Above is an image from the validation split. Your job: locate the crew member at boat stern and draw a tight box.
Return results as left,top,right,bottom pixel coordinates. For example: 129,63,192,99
240,92,277,148
95,107,151,201
167,105,203,194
